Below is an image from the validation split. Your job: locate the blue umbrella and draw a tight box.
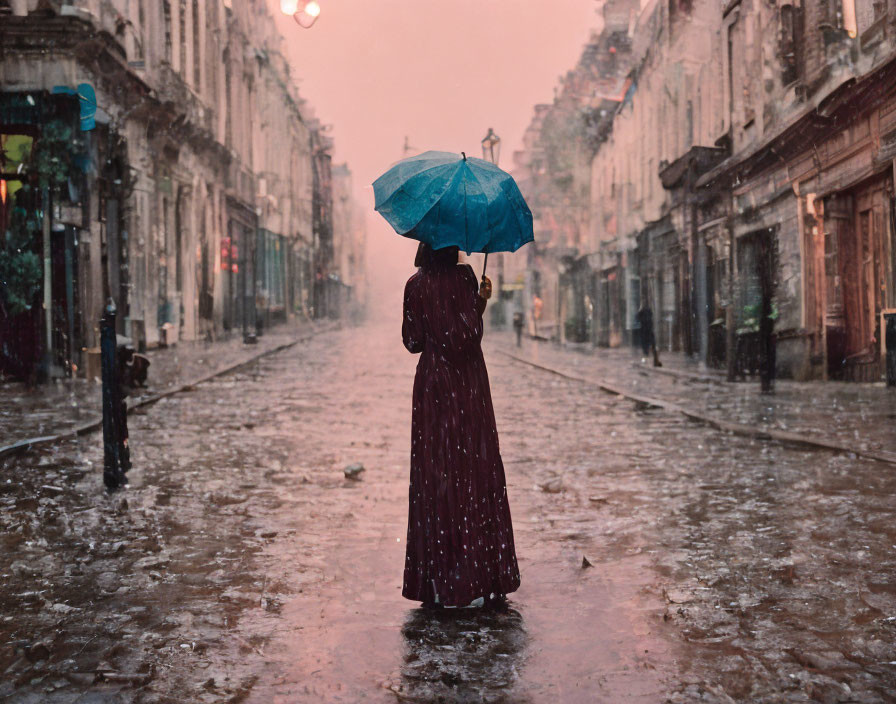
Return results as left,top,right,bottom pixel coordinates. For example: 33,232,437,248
373,150,534,274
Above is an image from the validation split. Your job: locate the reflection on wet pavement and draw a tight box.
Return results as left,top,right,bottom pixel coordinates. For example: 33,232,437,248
395,607,528,702
0,321,894,703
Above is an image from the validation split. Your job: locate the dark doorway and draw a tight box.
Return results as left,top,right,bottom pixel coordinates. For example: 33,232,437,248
50,225,81,373
735,227,777,389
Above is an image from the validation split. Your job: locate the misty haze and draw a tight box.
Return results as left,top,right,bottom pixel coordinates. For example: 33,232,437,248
1,1,896,702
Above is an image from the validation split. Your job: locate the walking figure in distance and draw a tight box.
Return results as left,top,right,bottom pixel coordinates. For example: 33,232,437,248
636,303,662,367
513,310,525,347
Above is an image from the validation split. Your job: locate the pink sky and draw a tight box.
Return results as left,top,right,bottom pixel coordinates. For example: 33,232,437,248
269,0,601,305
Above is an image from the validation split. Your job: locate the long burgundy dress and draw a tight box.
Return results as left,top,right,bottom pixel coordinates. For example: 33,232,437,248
401,261,520,606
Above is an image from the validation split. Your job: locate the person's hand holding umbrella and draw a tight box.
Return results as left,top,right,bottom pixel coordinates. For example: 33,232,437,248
479,275,492,300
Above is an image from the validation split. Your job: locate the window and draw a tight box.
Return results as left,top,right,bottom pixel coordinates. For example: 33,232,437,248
206,0,218,97
163,0,172,62
779,4,801,85
686,100,694,149
223,48,232,147
179,0,187,77
669,0,693,26
855,0,887,35
192,0,201,88
726,19,753,131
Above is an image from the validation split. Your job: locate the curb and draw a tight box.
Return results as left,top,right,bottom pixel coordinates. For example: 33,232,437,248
496,348,896,467
0,323,340,462
628,359,726,386
524,334,726,386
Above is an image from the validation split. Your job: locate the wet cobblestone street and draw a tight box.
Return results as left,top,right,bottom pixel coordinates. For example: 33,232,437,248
1,322,895,703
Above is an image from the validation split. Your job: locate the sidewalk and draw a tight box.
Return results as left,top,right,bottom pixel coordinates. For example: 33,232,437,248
0,319,336,454
489,332,896,464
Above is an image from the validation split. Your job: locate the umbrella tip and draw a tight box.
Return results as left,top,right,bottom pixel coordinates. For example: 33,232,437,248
461,151,466,161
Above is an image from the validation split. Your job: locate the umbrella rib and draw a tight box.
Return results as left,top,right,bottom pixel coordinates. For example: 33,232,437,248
463,170,469,253
408,165,464,246
465,166,494,251
504,183,533,251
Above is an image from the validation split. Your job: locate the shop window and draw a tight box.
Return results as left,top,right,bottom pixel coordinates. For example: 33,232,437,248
0,133,33,230
736,236,763,330
0,132,42,370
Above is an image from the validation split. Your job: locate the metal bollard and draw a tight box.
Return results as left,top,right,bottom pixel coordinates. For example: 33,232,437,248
100,299,131,489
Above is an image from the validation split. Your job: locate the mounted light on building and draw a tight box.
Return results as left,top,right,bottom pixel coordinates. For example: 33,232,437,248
481,127,501,165
280,0,299,14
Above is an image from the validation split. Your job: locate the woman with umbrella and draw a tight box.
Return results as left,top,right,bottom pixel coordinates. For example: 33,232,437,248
374,152,533,608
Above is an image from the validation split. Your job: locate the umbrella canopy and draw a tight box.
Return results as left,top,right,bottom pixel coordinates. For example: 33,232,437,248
373,151,534,255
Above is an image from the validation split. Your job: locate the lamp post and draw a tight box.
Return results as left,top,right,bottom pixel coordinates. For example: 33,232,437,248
280,0,321,28
481,127,501,165
481,128,506,327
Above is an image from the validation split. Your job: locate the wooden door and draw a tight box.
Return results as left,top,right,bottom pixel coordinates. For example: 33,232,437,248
827,177,891,380
824,194,849,331
824,194,851,375
852,182,886,356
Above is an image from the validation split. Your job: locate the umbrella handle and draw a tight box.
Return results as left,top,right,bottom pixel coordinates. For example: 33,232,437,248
482,252,488,280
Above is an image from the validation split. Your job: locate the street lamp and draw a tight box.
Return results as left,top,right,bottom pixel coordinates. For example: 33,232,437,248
480,128,504,324
481,127,501,165
280,0,321,28
295,1,321,28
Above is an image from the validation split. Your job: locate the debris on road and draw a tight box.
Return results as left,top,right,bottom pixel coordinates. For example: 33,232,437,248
538,478,563,493
344,462,365,480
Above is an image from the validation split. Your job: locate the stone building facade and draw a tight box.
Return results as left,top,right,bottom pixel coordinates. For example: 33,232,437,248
511,0,640,344
516,0,896,383
0,0,362,380
331,163,367,317
698,0,896,382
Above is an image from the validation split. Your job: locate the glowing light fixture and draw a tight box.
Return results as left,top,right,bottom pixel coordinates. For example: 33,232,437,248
294,0,321,28
279,0,299,14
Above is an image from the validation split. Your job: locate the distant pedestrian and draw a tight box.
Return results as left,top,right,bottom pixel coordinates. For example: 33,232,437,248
532,294,543,338
401,243,520,608
512,311,524,347
636,303,662,367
